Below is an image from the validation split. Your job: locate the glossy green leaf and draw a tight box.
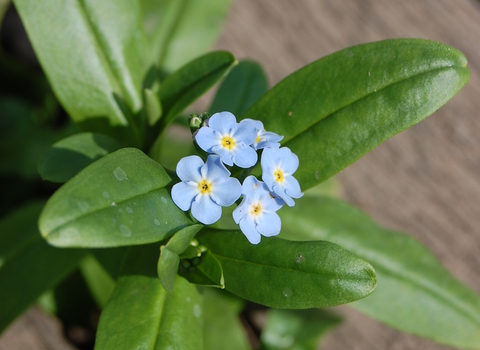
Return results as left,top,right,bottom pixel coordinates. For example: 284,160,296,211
156,51,237,134
179,251,224,288
210,60,268,116
243,39,470,190
280,196,480,349
14,0,151,146
204,289,251,350
261,309,342,350
163,224,204,254
141,0,232,72
197,229,376,308
0,203,86,333
39,148,192,247
158,225,203,292
79,254,116,308
38,132,125,183
95,244,203,350
158,246,180,293
144,88,163,126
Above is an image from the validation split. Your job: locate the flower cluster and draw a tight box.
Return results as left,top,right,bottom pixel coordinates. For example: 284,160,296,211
171,111,303,244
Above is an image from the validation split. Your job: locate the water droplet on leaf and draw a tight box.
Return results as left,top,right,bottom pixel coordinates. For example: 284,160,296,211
283,288,292,297
77,201,89,212
193,304,201,318
154,219,160,226
294,253,305,264
126,207,133,213
161,197,168,204
102,191,110,199
119,224,131,237
114,167,127,181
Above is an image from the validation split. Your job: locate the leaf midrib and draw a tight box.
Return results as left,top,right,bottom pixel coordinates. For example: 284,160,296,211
77,0,141,142
156,0,188,68
295,220,480,326
211,252,374,283
45,187,166,237
281,65,463,145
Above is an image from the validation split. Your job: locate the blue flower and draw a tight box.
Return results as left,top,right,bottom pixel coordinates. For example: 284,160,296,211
233,176,284,244
195,112,258,168
247,119,283,150
172,155,242,225
261,147,303,207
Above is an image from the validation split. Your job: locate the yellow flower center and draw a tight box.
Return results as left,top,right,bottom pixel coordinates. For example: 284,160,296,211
198,180,212,194
221,136,235,150
274,169,284,183
255,135,262,144
250,203,262,217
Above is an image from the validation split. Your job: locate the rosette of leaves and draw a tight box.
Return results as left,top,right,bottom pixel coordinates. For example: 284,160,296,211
1,1,478,349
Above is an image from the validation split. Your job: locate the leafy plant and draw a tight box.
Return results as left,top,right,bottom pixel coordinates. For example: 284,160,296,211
0,1,477,349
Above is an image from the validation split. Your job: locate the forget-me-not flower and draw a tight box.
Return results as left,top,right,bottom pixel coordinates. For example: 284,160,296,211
171,155,241,225
233,176,284,244
195,112,258,168
261,147,303,207
247,119,283,150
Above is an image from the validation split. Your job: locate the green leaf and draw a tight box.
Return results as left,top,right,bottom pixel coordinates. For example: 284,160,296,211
156,51,237,134
144,88,163,126
204,289,251,350
157,225,203,292
38,132,125,183
0,202,86,333
179,251,225,288
163,224,204,254
158,246,180,293
261,309,342,350
79,254,116,308
279,196,480,349
141,0,232,72
14,0,152,146
196,229,376,308
95,244,203,350
243,39,470,190
39,148,192,248
209,60,268,116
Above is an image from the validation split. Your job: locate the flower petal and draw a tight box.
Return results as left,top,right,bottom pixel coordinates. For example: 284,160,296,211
202,155,230,182
176,155,203,182
278,147,299,175
171,182,198,211
242,176,263,197
196,127,220,153
208,112,237,135
263,194,285,212
232,143,258,168
234,119,257,145
273,184,295,207
232,198,247,224
211,145,234,166
261,169,276,192
191,194,222,225
256,131,283,150
261,147,280,172
210,177,242,206
284,176,303,199
256,212,281,237
246,118,264,132
239,218,261,244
